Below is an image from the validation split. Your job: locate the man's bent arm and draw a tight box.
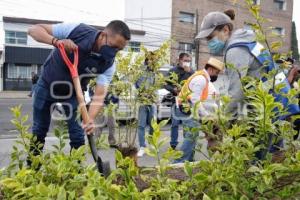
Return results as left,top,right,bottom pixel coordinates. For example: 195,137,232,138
28,24,54,45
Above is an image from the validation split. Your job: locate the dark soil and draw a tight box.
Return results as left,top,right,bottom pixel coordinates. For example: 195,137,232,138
114,165,200,191
117,146,138,158
116,145,138,167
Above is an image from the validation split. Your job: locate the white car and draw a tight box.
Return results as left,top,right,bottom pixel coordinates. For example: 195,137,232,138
157,67,172,120
157,88,172,120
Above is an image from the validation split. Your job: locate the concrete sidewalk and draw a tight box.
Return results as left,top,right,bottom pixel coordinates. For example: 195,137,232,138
0,91,31,99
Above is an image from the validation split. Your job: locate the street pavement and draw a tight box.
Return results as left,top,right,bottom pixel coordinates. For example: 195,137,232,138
0,96,209,169
0,97,33,138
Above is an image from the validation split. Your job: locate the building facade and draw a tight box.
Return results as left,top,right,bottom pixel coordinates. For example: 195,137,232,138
0,17,146,91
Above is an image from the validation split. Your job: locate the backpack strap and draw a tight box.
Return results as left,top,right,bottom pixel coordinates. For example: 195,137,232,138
225,41,275,73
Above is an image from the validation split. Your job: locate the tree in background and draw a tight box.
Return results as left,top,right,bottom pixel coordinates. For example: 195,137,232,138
291,21,300,61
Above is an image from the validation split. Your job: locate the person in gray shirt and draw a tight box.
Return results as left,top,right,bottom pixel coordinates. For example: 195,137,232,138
196,9,262,118
196,9,300,160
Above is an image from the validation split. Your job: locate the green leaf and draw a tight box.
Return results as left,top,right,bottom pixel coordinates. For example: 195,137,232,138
115,150,123,162
296,151,300,161
37,182,49,196
21,115,28,123
158,119,169,128
266,163,288,172
263,174,272,185
240,195,249,200
194,174,208,182
184,161,193,178
0,178,20,189
157,137,168,149
145,147,156,157
228,181,238,196
57,187,66,200
203,193,212,200
247,166,260,173
271,41,282,51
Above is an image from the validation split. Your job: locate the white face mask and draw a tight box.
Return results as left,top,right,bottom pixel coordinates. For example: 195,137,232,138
281,64,293,76
183,62,191,67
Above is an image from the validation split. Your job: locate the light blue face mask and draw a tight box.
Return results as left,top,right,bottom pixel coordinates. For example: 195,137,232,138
207,37,226,55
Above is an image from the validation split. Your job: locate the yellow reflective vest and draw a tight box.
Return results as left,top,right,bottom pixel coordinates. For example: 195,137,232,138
178,70,209,104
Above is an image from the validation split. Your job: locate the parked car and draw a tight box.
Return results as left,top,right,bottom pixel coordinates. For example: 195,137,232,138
157,67,172,120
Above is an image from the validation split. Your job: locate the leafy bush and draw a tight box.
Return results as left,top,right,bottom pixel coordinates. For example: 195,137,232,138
1,1,300,199
1,102,300,199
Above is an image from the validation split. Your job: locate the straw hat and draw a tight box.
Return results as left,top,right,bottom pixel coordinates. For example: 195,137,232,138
207,57,224,71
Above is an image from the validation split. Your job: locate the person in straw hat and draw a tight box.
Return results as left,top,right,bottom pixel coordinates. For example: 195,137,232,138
174,57,224,163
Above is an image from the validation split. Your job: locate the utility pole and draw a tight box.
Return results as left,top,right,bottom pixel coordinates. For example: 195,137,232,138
195,9,199,69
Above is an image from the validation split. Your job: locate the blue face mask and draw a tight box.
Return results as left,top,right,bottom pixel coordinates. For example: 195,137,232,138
97,33,119,61
98,45,118,61
90,45,117,69
207,37,225,55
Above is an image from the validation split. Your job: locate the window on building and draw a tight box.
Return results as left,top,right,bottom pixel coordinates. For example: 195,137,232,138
179,12,195,24
273,27,285,36
7,64,32,79
179,42,193,53
5,31,27,45
274,0,286,10
253,0,260,5
124,41,141,52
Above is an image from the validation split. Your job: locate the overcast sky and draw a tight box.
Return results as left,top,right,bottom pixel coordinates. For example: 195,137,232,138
0,0,124,25
0,0,299,49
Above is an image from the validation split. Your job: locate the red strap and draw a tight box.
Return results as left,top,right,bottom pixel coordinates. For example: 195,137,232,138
58,43,79,78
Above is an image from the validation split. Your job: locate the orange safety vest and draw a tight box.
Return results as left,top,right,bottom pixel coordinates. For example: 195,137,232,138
178,70,209,104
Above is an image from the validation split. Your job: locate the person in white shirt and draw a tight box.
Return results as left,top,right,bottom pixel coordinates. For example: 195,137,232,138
173,57,224,163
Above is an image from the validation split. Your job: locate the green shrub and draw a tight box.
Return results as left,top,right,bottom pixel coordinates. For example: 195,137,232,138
1,1,300,199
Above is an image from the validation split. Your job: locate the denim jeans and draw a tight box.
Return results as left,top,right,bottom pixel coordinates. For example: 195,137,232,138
173,108,200,163
30,83,37,96
170,105,180,147
32,78,85,149
255,134,284,160
137,105,157,147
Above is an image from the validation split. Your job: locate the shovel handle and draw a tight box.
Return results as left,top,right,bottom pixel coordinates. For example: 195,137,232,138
58,43,107,174
57,42,79,78
57,43,89,124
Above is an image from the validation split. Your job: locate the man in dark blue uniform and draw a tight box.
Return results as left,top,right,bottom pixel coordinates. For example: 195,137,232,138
27,20,130,162
164,53,194,149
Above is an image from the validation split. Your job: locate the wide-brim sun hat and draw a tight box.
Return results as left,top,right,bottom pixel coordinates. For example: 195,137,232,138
207,57,224,71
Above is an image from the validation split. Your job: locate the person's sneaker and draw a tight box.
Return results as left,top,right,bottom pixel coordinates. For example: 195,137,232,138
137,147,145,157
